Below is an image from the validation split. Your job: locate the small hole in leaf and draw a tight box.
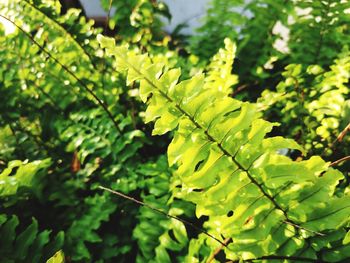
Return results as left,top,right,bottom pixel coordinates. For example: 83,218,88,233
146,93,153,101
9,166,19,176
194,160,204,172
169,229,177,241
227,210,233,217
192,188,203,192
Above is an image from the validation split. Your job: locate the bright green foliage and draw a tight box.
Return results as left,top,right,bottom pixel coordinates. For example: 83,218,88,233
265,51,350,158
1,0,350,261
0,214,64,263
0,159,51,199
46,250,65,263
99,34,350,261
205,38,238,95
306,53,350,146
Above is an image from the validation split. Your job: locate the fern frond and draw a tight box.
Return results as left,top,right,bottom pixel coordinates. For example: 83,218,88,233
205,38,238,95
307,52,350,144
0,214,64,262
65,194,117,261
59,108,143,166
133,157,191,262
99,35,350,261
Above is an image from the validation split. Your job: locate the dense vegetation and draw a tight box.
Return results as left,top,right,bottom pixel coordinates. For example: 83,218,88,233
0,0,349,262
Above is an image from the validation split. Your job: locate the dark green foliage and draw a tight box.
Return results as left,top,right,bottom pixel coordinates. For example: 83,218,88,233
0,214,64,263
65,194,117,261
133,157,193,262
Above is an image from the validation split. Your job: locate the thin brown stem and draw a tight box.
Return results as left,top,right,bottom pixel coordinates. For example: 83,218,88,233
324,122,350,156
333,123,350,145
330,156,350,167
283,220,325,236
99,186,227,247
231,83,248,97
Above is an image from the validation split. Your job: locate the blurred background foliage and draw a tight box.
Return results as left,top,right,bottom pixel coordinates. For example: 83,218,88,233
0,0,349,262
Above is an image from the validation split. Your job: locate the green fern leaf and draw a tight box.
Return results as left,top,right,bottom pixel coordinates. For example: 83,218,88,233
99,35,350,261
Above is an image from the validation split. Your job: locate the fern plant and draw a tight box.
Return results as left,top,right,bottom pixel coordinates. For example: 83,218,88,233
133,156,193,262
99,34,350,261
0,1,161,261
289,0,350,66
261,50,350,163
0,214,64,263
0,160,64,262
2,0,350,261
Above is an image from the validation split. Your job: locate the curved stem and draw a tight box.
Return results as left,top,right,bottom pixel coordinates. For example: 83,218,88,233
330,156,350,167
